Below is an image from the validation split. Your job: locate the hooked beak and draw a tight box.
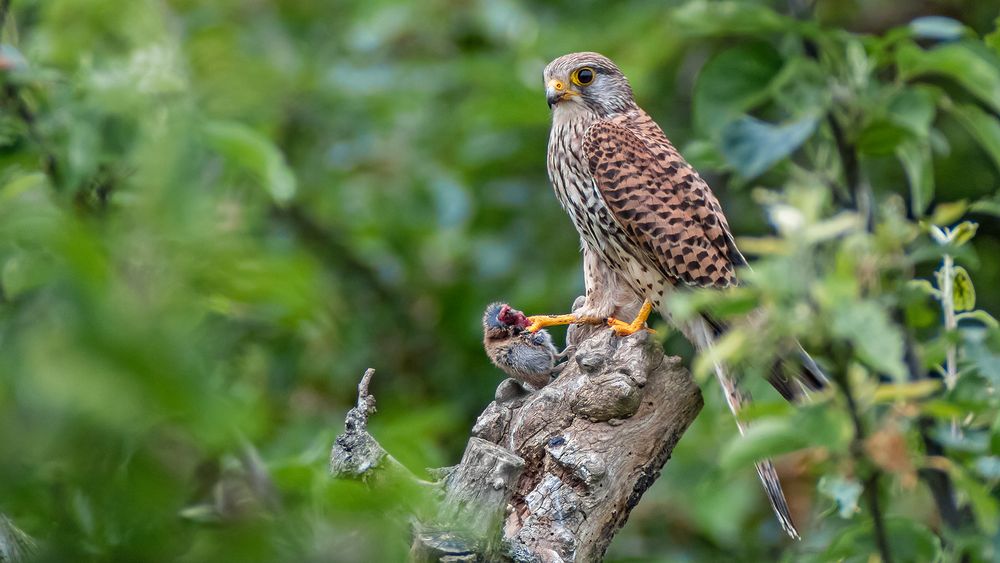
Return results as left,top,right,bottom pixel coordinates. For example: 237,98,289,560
546,78,576,108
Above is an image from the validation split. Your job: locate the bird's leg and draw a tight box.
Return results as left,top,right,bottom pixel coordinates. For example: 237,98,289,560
525,314,606,333
525,311,655,335
608,300,654,336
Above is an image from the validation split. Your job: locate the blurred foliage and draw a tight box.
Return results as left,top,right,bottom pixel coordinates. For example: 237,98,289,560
1,0,1000,561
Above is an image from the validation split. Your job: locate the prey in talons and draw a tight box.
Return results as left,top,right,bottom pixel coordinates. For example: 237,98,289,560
483,302,574,391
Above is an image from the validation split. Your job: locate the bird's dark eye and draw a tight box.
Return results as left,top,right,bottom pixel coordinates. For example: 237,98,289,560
571,67,595,86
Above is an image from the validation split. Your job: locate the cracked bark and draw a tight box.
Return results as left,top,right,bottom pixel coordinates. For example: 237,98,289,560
331,303,703,562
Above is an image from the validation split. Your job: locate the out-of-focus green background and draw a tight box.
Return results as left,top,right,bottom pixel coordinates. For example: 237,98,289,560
2,0,1000,561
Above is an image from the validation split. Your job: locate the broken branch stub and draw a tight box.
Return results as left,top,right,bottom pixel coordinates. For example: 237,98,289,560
330,368,386,480
330,368,435,505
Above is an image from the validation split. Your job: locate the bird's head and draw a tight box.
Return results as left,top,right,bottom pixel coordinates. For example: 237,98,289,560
543,52,636,117
483,302,531,337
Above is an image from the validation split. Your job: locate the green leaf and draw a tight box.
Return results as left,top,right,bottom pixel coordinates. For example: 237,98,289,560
950,220,979,246
921,399,968,419
898,41,1000,113
896,140,934,217
956,310,999,328
825,518,942,562
953,266,975,311
946,103,1000,172
1,251,53,299
770,57,831,115
178,504,223,524
907,279,940,298
692,328,748,383
930,200,969,225
0,171,48,203
669,1,794,37
975,456,1000,479
204,121,298,204
971,194,1000,217
693,42,783,137
949,461,1000,533
719,419,809,471
831,300,908,381
986,16,1000,55
872,380,941,403
719,406,846,471
720,114,819,179
681,139,726,170
704,288,759,319
935,427,990,453
887,86,939,138
909,16,968,41
964,330,1000,383
818,475,862,518
857,120,912,155
803,212,863,242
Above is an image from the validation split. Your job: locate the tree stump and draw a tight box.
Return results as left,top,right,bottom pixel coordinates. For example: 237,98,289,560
331,312,703,562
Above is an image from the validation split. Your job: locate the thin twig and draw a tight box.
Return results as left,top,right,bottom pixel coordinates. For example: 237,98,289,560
3,85,61,185
0,0,11,33
916,418,973,529
826,114,874,232
939,252,962,438
831,349,893,563
862,472,891,562
357,367,376,417
901,329,973,530
940,254,958,390
843,385,893,563
795,0,874,232
1,1,65,187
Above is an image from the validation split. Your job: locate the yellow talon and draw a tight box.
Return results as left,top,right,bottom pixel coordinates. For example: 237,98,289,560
525,313,578,333
525,313,608,333
608,300,655,336
526,302,656,336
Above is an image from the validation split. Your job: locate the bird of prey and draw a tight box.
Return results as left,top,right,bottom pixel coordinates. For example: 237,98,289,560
483,302,565,391
526,52,827,539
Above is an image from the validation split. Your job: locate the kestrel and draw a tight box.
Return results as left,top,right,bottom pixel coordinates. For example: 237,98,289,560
527,52,827,539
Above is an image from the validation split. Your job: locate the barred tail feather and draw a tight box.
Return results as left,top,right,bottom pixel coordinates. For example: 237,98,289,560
755,460,801,540
687,315,801,540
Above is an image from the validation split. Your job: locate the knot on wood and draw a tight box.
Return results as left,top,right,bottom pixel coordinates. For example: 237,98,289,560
569,332,653,422
575,349,606,374
571,368,642,422
547,439,607,487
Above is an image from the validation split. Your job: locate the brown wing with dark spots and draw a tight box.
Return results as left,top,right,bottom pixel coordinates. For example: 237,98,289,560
582,117,740,288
